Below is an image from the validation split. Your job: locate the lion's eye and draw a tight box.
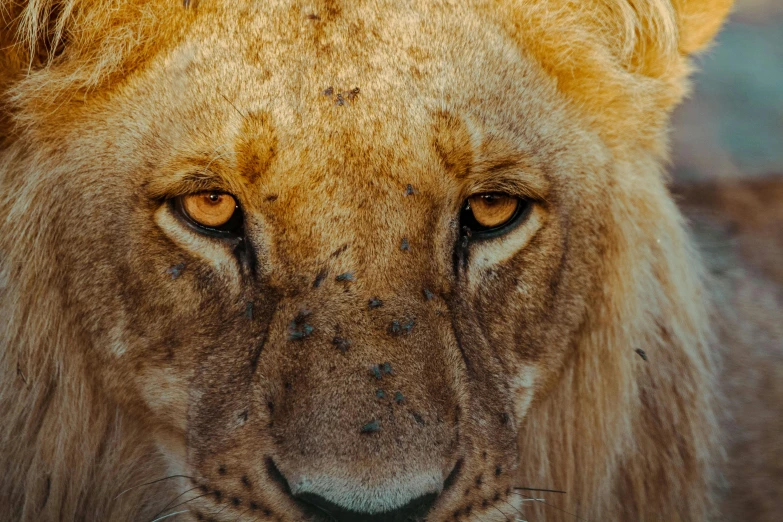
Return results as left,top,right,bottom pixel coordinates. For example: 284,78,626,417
468,194,518,227
459,193,530,239
174,192,244,236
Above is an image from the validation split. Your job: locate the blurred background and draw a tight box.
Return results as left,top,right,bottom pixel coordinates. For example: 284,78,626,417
670,0,783,287
671,0,783,182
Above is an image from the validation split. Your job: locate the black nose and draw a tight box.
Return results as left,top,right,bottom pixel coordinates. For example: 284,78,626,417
297,491,438,522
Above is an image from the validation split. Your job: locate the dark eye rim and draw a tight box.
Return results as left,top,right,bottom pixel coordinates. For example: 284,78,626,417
459,194,533,241
170,193,245,239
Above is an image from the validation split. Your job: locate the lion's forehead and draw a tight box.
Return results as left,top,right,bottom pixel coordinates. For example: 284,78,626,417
145,1,561,155
119,0,597,247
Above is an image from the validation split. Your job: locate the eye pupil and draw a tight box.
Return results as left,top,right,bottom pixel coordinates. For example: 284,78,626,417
208,192,220,203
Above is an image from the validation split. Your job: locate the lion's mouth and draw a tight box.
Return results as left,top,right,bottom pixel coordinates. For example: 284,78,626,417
296,491,438,522
265,456,462,521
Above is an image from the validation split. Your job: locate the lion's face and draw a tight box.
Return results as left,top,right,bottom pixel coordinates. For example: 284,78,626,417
29,3,627,521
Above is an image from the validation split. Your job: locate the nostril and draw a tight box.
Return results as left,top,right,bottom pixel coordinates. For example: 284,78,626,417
297,491,438,522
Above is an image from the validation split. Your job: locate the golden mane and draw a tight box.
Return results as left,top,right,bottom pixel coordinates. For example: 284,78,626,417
518,176,719,520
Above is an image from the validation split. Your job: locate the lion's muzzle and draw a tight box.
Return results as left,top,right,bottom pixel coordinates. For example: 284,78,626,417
186,262,468,519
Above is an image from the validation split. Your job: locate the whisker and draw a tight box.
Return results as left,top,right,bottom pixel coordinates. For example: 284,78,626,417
502,497,530,521
150,510,190,522
491,503,511,521
512,491,588,521
147,493,212,522
114,475,193,500
151,486,200,520
202,150,236,175
202,141,229,160
219,92,248,120
196,141,237,175
514,487,567,494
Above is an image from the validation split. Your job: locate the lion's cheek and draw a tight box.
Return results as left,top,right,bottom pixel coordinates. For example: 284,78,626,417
509,364,538,428
136,366,191,436
153,205,243,291
466,205,546,292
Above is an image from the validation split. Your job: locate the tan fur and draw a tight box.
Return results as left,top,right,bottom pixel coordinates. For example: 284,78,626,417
2,1,779,521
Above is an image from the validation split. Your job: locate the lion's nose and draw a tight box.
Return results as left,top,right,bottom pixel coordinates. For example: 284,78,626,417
270,457,444,521
297,491,438,522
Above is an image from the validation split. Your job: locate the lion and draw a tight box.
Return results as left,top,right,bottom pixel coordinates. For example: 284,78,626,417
1,0,780,521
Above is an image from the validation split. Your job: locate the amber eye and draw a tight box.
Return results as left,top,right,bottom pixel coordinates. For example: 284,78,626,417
182,192,236,226
468,194,518,228
459,193,530,239
174,191,244,236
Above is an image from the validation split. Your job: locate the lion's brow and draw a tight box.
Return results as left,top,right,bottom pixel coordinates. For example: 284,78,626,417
143,160,246,200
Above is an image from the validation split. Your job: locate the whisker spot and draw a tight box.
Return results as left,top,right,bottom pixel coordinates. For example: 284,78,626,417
166,263,186,279
360,420,381,433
